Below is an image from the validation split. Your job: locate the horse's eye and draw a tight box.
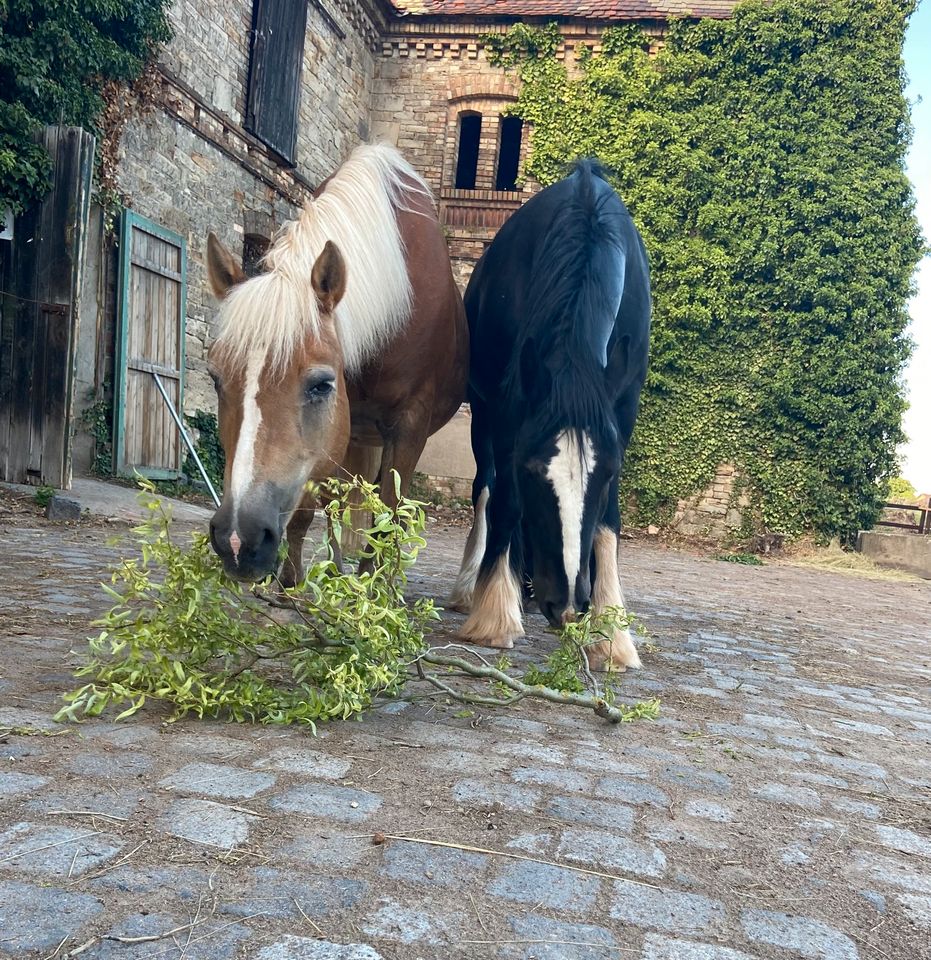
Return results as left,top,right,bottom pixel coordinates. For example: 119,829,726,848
304,372,335,402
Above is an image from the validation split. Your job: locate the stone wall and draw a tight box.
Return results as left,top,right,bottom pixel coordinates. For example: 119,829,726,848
110,0,380,417
671,464,747,540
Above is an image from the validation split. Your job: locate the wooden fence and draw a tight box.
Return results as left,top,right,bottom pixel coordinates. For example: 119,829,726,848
876,502,930,535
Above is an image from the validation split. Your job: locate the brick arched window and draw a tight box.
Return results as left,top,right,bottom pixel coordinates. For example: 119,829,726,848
455,112,482,190
444,96,527,195
496,116,523,192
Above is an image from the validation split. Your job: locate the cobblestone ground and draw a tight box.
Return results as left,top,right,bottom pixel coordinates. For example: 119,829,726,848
0,502,930,960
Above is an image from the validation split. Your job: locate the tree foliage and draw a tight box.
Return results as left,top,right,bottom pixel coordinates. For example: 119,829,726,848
486,0,924,540
0,0,172,212
886,475,918,503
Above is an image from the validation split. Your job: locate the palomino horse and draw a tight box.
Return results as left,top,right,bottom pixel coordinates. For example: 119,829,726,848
206,143,468,583
451,160,651,671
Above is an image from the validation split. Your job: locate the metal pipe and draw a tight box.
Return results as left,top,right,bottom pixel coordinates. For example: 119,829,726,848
151,371,221,508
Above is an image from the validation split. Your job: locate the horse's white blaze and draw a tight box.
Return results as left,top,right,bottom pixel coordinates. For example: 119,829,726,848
461,548,523,647
546,430,595,597
589,524,641,671
450,487,489,610
230,353,263,522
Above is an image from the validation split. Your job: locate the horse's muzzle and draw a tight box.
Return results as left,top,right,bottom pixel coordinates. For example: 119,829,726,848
209,493,283,582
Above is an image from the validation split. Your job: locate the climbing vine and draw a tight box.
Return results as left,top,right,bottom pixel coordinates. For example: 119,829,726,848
485,0,924,540
0,0,172,213
184,410,225,495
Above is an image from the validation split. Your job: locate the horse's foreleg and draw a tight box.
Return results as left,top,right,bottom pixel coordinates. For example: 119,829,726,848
338,441,382,560
357,423,430,576
449,487,489,612
279,490,316,589
586,473,640,673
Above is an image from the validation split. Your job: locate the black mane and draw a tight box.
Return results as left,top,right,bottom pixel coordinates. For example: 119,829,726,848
504,159,628,442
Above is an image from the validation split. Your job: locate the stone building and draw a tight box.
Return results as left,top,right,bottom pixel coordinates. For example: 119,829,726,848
71,0,737,492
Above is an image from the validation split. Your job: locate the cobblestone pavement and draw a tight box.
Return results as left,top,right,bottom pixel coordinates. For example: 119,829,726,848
1,503,930,960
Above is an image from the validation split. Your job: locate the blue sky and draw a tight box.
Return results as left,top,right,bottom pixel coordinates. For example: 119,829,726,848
902,1,931,491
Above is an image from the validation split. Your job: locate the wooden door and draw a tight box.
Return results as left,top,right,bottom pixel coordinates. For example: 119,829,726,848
114,212,186,479
0,126,95,487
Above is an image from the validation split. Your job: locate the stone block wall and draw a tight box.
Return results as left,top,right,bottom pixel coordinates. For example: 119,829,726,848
672,463,747,540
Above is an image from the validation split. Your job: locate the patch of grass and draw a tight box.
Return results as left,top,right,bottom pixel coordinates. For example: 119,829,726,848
715,552,764,566
33,485,55,508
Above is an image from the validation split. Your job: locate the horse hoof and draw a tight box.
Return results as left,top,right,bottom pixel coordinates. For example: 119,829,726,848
447,593,472,614
585,631,642,673
457,632,515,650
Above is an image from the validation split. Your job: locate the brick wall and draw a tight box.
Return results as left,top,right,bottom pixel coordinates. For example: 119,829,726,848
372,26,539,289
369,19,663,290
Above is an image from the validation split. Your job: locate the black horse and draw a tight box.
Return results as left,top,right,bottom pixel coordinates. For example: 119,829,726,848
451,160,651,671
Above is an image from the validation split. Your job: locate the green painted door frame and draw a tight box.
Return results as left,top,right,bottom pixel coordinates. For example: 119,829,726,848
114,210,187,479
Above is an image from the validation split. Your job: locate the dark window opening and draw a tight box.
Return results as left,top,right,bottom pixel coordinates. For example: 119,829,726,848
246,0,309,166
242,233,270,278
496,116,523,191
455,113,482,190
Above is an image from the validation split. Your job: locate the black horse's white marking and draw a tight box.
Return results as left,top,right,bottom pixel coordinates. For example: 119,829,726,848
452,160,651,671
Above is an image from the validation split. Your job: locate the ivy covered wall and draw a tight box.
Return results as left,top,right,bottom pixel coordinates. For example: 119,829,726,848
0,0,172,213
486,0,925,540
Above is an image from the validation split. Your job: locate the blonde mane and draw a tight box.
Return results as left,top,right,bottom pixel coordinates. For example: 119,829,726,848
214,143,431,374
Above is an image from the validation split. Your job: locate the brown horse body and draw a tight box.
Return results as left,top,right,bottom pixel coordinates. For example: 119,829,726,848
206,144,467,583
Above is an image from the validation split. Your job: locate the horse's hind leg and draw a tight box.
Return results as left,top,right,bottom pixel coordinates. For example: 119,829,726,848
450,399,494,612
459,431,523,648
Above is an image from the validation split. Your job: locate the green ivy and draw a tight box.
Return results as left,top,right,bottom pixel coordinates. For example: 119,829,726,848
184,410,225,495
78,391,113,476
485,0,924,540
0,0,172,213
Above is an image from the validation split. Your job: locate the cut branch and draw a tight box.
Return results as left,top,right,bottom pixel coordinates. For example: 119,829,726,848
416,649,625,723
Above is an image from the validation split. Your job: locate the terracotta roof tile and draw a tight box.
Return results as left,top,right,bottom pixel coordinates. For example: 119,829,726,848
391,0,738,20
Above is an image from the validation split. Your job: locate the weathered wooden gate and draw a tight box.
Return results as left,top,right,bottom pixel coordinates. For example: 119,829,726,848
113,212,187,479
0,126,95,487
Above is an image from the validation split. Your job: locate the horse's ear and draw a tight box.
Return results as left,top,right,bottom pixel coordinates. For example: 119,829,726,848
311,240,347,315
206,232,246,300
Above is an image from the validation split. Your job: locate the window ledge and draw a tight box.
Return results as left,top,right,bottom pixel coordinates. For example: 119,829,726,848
442,188,524,202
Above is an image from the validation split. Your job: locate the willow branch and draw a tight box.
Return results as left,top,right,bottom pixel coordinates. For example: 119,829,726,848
414,659,528,708
416,649,624,723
